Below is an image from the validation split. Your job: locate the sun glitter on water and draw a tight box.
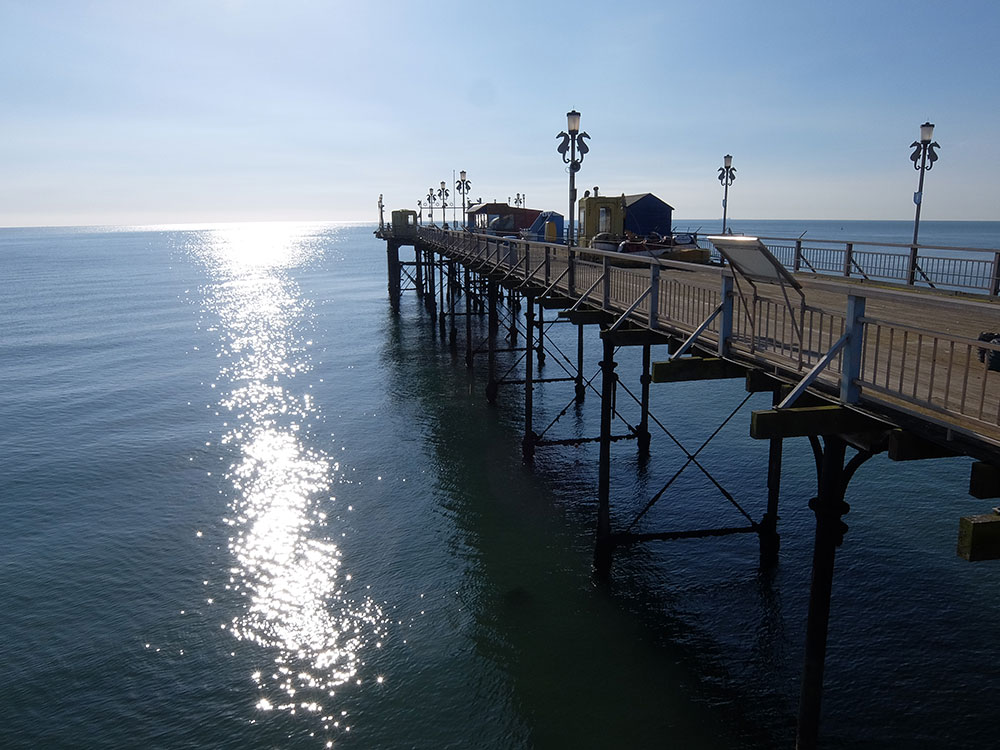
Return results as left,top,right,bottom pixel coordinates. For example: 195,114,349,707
189,223,387,739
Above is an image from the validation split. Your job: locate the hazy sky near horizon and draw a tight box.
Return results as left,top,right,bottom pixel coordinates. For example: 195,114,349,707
1,0,997,227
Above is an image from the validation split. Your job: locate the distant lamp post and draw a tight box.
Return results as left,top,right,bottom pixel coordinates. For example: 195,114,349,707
456,171,471,229
910,121,941,247
718,154,736,234
426,187,437,226
513,193,525,208
417,199,424,226
378,193,384,230
438,181,450,229
557,109,591,251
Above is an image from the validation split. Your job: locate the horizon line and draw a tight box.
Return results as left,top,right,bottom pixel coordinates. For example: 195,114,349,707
3,217,1000,231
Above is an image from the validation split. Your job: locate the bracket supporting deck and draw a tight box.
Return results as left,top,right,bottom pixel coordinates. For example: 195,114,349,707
750,405,886,440
651,356,747,383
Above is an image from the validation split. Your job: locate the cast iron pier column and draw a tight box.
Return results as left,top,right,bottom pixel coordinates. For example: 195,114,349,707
465,265,473,368
637,344,652,454
759,386,784,565
486,279,499,404
796,434,870,750
595,335,617,578
522,294,536,460
386,240,401,313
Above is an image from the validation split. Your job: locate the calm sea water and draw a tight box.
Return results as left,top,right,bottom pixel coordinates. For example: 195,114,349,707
3,220,1000,749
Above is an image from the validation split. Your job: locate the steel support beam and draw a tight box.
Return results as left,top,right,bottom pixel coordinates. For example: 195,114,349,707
651,356,746,383
559,309,617,326
536,303,546,366
760,386,784,565
386,240,401,312
957,512,1000,561
464,265,473,369
414,245,424,300
523,294,536,460
751,405,884,440
438,253,446,338
486,279,498,404
969,461,1000,499
886,430,960,461
797,436,851,750
638,344,651,455
448,260,458,346
595,335,617,579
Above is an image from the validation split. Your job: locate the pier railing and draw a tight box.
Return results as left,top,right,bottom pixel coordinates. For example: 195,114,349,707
702,235,1000,296
421,227,1000,449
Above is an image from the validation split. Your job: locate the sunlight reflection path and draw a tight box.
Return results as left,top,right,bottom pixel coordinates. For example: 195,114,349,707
190,224,386,738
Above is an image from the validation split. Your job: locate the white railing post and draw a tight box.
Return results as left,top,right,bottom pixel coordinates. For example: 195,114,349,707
648,264,660,328
841,293,867,403
719,274,734,357
602,256,611,310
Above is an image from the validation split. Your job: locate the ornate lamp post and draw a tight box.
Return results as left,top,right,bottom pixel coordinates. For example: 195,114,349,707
437,181,450,229
513,192,525,208
907,122,941,285
426,187,437,226
417,199,423,226
557,110,590,294
718,154,736,234
456,171,471,229
910,121,940,246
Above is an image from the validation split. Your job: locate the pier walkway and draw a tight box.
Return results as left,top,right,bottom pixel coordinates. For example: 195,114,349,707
418,226,1000,454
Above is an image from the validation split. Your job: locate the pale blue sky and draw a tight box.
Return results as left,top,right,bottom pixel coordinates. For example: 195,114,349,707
1,0,997,226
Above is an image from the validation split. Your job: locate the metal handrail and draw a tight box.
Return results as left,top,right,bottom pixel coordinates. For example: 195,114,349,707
416,226,1000,448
